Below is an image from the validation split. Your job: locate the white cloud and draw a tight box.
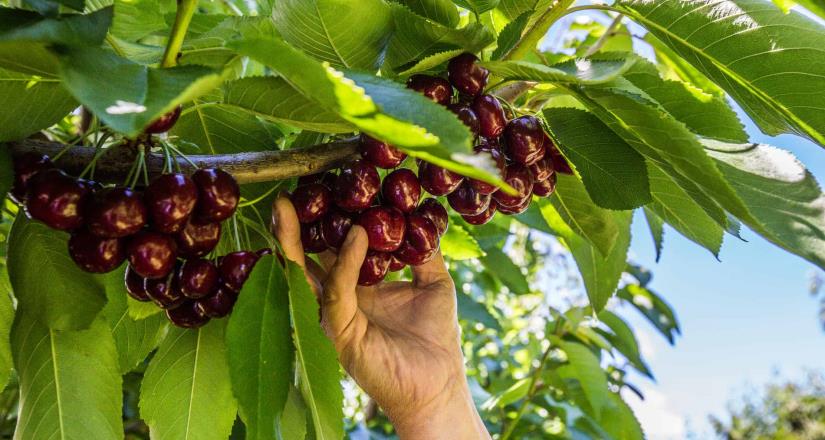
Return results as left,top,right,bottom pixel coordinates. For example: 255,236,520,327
623,385,686,440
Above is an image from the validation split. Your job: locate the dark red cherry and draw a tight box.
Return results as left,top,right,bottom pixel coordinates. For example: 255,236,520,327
196,284,238,318
528,156,554,182
468,143,506,195
462,200,497,225
471,95,507,138
291,183,331,223
382,169,421,213
415,198,448,236
219,251,259,293
124,265,151,302
492,164,534,208
68,229,126,273
192,168,240,222
388,254,406,272
127,231,177,279
333,160,380,212
10,152,53,204
448,181,491,216
301,221,327,253
144,274,184,309
497,196,530,215
25,168,89,231
447,53,489,97
298,171,336,188
418,162,464,196
503,116,546,166
447,103,480,136
177,259,218,299
358,251,391,286
145,105,182,134
145,173,198,233
546,140,574,175
360,135,407,169
394,213,439,266
406,74,452,105
532,173,557,197
85,187,147,238
357,206,406,252
176,218,221,258
256,247,285,264
320,209,353,249
167,300,210,328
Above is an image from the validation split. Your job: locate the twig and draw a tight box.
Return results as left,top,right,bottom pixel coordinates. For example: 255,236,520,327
161,0,198,68
583,14,624,57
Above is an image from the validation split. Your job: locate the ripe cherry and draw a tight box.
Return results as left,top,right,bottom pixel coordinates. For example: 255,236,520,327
85,187,147,238
418,162,463,196
447,103,480,136
448,181,491,216
546,141,574,175
167,300,210,328
492,164,534,208
176,218,221,258
357,206,406,252
298,171,336,188
291,183,331,223
125,265,151,302
503,116,546,166
333,160,380,212
497,196,530,215
177,259,218,299
219,251,259,293
382,169,421,213
25,168,89,231
11,152,53,204
388,254,406,272
528,156,554,182
127,231,177,279
469,142,506,195
462,200,497,225
471,95,506,138
301,221,327,253
144,274,184,309
358,251,390,286
406,74,452,105
145,105,182,134
415,198,448,236
448,53,489,97
68,229,126,273
360,135,407,169
192,168,240,222
532,173,557,197
321,209,354,249
394,213,439,266
145,173,198,233
196,285,238,318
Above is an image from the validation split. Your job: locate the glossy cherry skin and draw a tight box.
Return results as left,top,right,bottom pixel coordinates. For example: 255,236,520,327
492,164,534,208
503,116,546,166
418,162,464,196
291,183,332,223
406,74,452,105
333,160,381,212
358,251,391,286
357,206,406,252
124,265,151,302
528,156,554,182
382,169,421,213
448,53,489,97
532,173,557,197
145,105,182,134
11,152,53,204
448,181,491,216
469,142,506,195
176,218,221,258
127,231,178,279
167,300,210,328
192,168,240,222
546,141,574,175
394,213,439,266
68,229,126,273
447,103,480,137
145,173,198,233
471,95,507,138
196,285,238,318
25,169,90,231
320,209,354,249
301,221,327,253
298,171,336,188
85,187,147,238
144,274,184,309
462,200,497,225
219,251,259,293
360,135,407,169
177,259,218,299
415,198,448,236
388,254,406,272
497,196,530,215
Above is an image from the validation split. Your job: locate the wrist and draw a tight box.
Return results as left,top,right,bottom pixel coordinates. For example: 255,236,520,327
389,379,490,440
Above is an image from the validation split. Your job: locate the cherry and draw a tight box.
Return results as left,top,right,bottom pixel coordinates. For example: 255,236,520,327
85,187,147,238
176,218,221,258
394,213,439,266
532,173,557,197
382,169,421,213
497,196,530,215
418,162,464,196
546,141,574,175
320,208,353,249
468,142,506,195
144,274,184,309
291,183,331,223
528,156,554,182
358,251,390,286
406,74,452,105
219,251,259,292
145,173,198,233
10,152,53,204
492,164,533,208
448,181,491,216
196,284,238,318
145,105,182,134
127,231,177,279
192,168,240,222
177,259,218,299
167,300,210,328
388,254,406,272
503,116,546,166
298,171,336,188
25,168,90,231
301,221,327,253
471,95,507,138
462,200,497,225
447,103,480,137
357,206,406,252
124,265,151,302
333,160,380,212
415,198,448,236
360,135,407,169
68,229,126,273
448,53,489,97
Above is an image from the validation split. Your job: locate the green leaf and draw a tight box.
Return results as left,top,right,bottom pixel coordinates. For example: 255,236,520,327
140,322,238,440
491,10,530,60
600,393,644,440
171,102,278,155
550,175,620,257
0,68,77,141
453,0,500,14
795,0,825,20
397,49,464,76
11,313,122,440
543,107,650,210
479,246,529,293
0,266,13,391
496,0,553,20
514,199,559,235
479,57,637,85
285,261,343,440
57,48,227,137
226,256,293,440
127,295,163,320
642,207,664,263
617,284,680,344
108,0,167,41
552,337,610,420
280,385,308,440
441,222,485,260
393,0,459,27
643,33,724,97
273,0,393,70
457,292,502,330
481,378,530,410
615,0,825,148
7,216,107,330
597,310,651,378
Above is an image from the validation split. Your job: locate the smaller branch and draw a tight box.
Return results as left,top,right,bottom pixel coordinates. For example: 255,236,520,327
500,343,554,440
583,14,624,57
161,0,198,68
503,0,576,61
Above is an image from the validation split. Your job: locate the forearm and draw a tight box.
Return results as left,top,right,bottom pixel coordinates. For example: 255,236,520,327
389,381,491,440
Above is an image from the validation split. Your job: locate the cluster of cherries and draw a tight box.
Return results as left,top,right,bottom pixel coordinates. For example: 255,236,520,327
290,53,572,286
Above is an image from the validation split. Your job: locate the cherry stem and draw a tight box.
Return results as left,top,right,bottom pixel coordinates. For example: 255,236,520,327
161,0,198,68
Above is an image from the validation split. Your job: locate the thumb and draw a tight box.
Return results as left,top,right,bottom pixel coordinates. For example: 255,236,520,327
321,225,368,343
